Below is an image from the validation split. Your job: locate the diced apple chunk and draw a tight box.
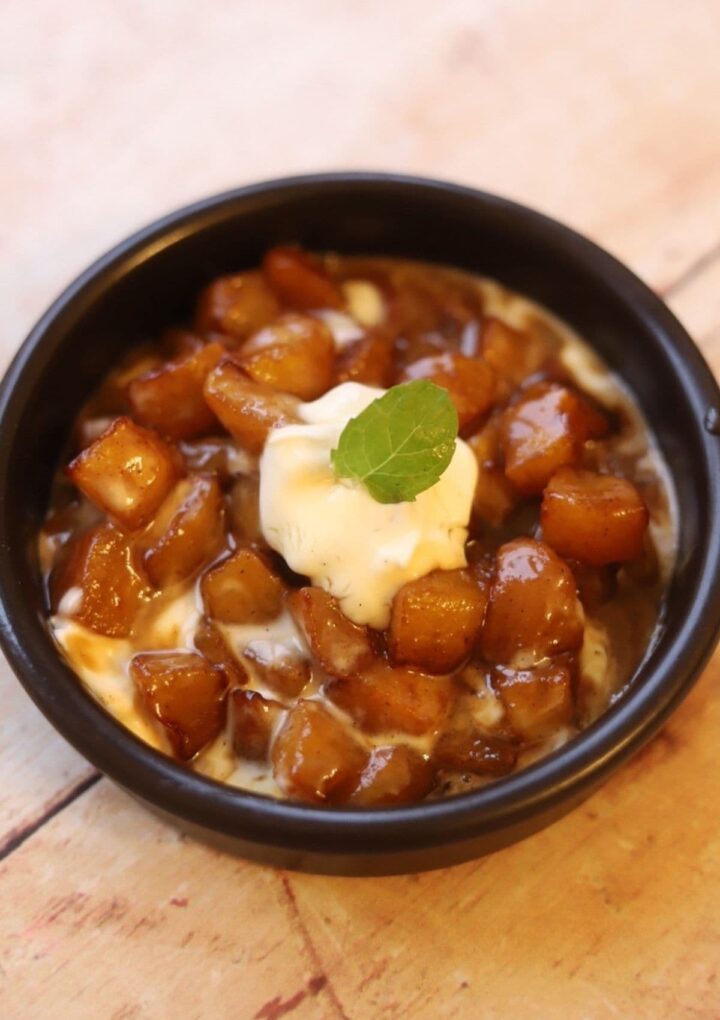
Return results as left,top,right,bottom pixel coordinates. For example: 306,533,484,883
127,342,225,440
400,352,497,432
203,359,299,454
272,700,367,803
263,247,343,310
195,271,281,339
433,727,517,777
51,522,148,637
142,474,225,587
242,642,311,698
349,746,435,806
194,617,248,687
500,384,609,495
336,332,394,387
327,664,455,736
466,416,519,526
238,313,335,400
201,546,285,624
287,587,375,680
493,662,574,739
389,569,487,674
68,417,180,530
541,468,649,565
228,474,263,543
230,689,284,760
480,538,584,666
481,317,549,389
131,651,227,760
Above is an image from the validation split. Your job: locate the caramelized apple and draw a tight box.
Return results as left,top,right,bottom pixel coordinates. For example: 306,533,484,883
142,474,225,587
51,522,148,637
201,547,285,624
230,688,284,760
500,384,608,495
193,617,247,688
481,317,549,390
263,247,343,310
336,332,394,387
287,587,375,680
466,416,519,526
242,642,311,698
127,342,225,440
228,474,263,542
68,417,180,530
433,727,517,777
327,663,455,736
493,662,574,739
400,352,497,432
203,359,299,453
389,568,487,674
238,313,335,400
272,700,367,803
131,651,227,759
480,538,584,666
350,746,435,806
541,468,649,565
195,271,280,339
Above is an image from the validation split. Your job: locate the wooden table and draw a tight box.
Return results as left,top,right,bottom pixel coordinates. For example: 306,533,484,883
2,2,720,1016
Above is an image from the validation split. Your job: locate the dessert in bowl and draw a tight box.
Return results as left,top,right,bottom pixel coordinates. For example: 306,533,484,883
1,175,718,873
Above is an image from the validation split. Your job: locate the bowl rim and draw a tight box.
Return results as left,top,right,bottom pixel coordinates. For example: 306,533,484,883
1,170,719,855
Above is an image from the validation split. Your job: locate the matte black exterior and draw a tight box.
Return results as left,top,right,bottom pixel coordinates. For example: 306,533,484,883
0,174,718,875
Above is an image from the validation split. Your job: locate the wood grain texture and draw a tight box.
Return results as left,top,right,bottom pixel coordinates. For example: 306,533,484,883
1,0,720,1016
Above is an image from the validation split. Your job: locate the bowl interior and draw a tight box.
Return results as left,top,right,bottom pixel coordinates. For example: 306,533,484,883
1,175,719,858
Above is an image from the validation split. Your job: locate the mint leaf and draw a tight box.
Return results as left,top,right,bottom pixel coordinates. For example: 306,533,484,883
331,380,458,503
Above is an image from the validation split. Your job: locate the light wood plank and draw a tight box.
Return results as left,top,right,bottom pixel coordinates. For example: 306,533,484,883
0,783,345,1020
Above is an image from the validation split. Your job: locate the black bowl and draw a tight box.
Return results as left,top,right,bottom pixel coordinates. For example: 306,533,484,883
1,173,719,876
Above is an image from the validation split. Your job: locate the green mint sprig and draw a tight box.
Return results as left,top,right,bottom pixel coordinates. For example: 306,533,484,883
330,380,458,504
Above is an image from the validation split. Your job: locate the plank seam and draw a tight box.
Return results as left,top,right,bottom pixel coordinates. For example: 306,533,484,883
278,873,352,1020
661,237,720,298
0,771,102,862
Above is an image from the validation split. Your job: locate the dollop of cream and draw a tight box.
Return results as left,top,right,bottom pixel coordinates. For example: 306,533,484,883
259,382,478,628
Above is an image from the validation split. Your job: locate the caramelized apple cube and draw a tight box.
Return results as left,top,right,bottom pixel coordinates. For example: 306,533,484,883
201,547,285,624
238,313,335,400
226,474,262,543
389,569,487,674
500,385,609,495
195,271,281,339
271,700,367,803
141,475,225,587
127,342,225,440
493,662,574,739
350,745,435,806
50,522,148,637
433,727,517,777
287,587,374,680
263,247,343,310
327,664,455,736
336,332,394,387
131,651,227,760
400,352,497,432
68,417,180,530
481,317,549,390
480,538,584,666
194,617,248,688
242,642,311,698
230,688,284,760
466,417,519,526
541,468,649,565
203,359,299,454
